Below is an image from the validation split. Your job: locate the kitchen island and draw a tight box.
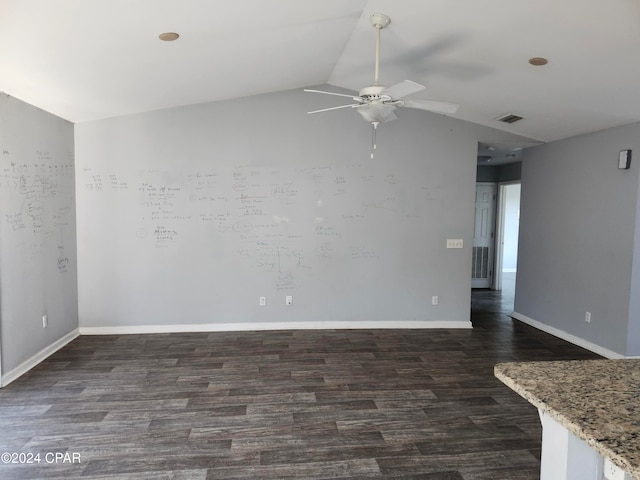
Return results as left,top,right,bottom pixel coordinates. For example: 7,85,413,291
495,359,640,480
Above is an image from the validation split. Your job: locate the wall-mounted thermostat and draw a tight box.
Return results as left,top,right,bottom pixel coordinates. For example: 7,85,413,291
619,149,632,170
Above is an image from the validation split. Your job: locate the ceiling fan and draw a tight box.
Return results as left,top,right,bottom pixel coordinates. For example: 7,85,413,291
305,13,459,157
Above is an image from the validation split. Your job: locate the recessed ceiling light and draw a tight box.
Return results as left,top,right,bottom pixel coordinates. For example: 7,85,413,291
159,32,180,41
529,57,548,66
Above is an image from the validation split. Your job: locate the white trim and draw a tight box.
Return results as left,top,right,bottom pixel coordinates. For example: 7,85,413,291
502,268,517,273
1,329,80,388
511,311,625,359
495,180,521,290
79,320,472,335
494,183,507,290
539,410,605,480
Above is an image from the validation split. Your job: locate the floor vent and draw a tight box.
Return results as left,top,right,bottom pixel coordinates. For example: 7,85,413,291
472,246,490,279
496,113,524,124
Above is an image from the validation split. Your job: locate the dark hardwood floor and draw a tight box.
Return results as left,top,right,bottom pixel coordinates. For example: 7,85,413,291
0,287,600,479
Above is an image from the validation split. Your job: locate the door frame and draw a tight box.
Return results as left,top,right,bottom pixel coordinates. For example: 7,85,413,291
0,317,3,387
494,180,521,290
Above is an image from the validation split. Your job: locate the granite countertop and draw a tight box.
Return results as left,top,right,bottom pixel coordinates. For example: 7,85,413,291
495,359,640,478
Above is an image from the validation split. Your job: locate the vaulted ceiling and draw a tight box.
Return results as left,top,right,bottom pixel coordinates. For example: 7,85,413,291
3,0,640,144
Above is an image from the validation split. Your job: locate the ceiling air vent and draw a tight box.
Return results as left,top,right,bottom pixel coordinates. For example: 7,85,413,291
496,113,524,124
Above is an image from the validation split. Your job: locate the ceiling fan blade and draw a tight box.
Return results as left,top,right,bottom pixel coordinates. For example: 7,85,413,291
304,89,360,101
403,99,459,114
381,80,426,99
307,104,359,115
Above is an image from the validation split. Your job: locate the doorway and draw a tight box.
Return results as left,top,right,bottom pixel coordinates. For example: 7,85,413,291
494,182,521,299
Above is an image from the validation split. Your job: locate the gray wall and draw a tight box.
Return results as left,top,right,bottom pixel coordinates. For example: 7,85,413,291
0,94,78,377
515,122,640,356
75,87,531,330
476,161,522,183
476,165,499,183
498,162,522,183
626,180,640,354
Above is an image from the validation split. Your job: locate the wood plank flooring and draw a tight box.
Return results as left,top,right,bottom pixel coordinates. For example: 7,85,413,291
0,290,600,479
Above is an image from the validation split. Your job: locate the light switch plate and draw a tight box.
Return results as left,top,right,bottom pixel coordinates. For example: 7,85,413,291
446,239,463,249
619,149,632,170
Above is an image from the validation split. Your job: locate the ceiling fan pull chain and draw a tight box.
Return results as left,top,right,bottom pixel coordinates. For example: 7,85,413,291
371,121,379,159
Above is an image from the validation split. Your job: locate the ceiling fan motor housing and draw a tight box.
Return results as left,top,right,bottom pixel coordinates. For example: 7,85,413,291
359,84,390,101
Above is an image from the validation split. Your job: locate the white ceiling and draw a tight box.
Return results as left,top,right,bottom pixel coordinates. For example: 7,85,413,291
3,0,640,144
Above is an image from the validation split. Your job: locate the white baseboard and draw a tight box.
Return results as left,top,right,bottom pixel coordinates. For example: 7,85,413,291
80,320,472,335
511,311,624,359
1,329,80,388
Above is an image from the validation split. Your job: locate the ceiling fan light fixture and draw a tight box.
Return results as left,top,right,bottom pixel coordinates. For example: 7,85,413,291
356,103,397,124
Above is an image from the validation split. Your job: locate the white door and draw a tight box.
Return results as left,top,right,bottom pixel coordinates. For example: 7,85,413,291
472,183,496,288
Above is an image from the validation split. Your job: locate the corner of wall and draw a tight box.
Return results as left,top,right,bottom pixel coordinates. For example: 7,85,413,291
0,94,79,383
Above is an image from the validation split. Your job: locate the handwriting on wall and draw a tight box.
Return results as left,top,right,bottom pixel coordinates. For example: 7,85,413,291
1,150,75,268
79,162,438,291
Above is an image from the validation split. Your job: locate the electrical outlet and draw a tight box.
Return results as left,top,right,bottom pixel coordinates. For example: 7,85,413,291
446,239,464,249
585,311,591,323
259,296,266,306
432,296,439,305
42,314,48,328
604,458,628,480
286,295,293,306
